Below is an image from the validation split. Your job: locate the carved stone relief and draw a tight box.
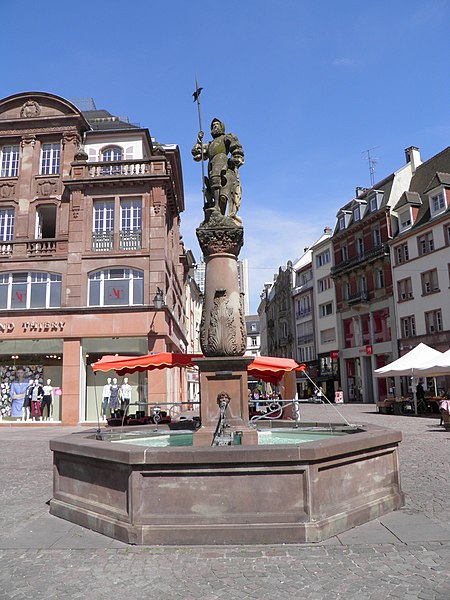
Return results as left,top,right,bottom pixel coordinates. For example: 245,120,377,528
20,100,41,118
37,180,58,197
0,183,16,198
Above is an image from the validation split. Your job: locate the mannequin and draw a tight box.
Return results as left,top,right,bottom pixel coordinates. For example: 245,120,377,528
30,379,44,421
101,378,112,418
10,368,28,419
120,377,132,411
22,379,34,421
109,378,120,417
41,379,54,421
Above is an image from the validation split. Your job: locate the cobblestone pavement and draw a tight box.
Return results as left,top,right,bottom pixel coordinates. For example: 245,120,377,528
0,404,449,600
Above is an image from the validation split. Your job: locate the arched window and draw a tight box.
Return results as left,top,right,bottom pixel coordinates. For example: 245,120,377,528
101,146,123,175
0,272,62,309
88,268,143,306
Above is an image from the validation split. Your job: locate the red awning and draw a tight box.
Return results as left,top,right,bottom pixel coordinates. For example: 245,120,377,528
92,353,305,384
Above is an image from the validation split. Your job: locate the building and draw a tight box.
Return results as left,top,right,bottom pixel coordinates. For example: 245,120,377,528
331,148,421,403
184,248,202,403
389,146,450,395
244,314,261,357
265,262,295,359
0,91,188,423
311,227,340,399
194,257,250,315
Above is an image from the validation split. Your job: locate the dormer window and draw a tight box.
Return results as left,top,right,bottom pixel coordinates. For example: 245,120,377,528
429,190,446,217
369,195,378,212
353,206,361,222
338,215,346,230
399,208,412,231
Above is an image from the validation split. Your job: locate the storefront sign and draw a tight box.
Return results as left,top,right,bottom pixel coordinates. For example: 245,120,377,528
22,321,65,333
0,321,66,335
358,345,373,355
330,351,339,359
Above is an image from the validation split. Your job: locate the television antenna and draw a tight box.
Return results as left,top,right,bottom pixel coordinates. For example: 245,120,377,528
362,147,380,187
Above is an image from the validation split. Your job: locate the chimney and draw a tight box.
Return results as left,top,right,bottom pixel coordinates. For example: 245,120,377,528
324,226,332,235
355,187,368,197
404,146,421,173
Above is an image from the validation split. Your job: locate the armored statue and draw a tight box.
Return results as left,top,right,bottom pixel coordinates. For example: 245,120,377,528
192,118,244,224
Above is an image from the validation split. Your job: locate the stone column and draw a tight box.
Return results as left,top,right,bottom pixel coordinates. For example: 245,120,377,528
61,338,81,424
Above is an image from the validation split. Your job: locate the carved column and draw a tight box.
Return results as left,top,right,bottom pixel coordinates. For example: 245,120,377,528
196,211,246,357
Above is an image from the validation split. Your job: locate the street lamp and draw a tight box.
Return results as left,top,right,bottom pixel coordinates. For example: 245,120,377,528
153,287,164,310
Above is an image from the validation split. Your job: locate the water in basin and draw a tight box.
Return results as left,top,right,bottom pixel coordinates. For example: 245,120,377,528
111,428,347,447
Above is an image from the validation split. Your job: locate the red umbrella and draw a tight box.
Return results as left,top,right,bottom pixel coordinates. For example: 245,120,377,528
93,352,305,384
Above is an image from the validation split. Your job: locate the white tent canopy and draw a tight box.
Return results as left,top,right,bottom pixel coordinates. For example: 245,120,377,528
374,343,442,378
414,349,450,377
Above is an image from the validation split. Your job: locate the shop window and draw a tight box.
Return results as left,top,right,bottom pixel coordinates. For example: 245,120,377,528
88,268,144,307
40,143,60,175
1,145,20,177
0,271,62,309
0,208,14,241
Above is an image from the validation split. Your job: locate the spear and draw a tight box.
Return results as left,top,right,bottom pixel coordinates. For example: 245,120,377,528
192,78,206,204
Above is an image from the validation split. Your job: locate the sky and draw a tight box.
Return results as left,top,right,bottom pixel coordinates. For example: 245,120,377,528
1,0,450,312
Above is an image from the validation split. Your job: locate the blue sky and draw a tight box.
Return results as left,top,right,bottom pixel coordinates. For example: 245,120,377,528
1,0,450,312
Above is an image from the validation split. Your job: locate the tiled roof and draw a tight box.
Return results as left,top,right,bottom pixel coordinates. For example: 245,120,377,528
82,109,139,131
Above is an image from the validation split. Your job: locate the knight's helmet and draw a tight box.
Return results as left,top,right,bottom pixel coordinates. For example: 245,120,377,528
211,118,225,135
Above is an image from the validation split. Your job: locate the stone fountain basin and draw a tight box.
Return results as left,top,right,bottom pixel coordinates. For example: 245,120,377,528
49,422,404,545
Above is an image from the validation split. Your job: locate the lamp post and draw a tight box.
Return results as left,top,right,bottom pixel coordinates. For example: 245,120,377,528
153,287,164,310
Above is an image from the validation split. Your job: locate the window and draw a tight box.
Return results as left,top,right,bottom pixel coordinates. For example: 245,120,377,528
338,215,346,230
399,209,412,231
353,206,361,222
395,243,409,265
0,208,14,241
320,327,336,344
120,198,142,250
319,302,333,317
35,205,57,239
297,321,313,344
296,296,311,317
372,228,381,246
369,196,378,212
101,146,123,175
373,308,391,343
316,250,330,268
397,278,413,301
343,280,351,300
88,268,144,306
445,224,450,246
425,310,442,334
421,269,439,295
340,245,348,261
318,277,332,292
40,143,60,175
430,191,446,217
401,316,416,338
418,232,434,256
298,345,314,363
358,276,366,294
0,271,61,309
356,237,364,256
375,268,385,289
1,145,20,177
93,200,114,251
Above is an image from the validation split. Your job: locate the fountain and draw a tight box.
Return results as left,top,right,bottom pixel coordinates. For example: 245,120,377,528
49,115,404,544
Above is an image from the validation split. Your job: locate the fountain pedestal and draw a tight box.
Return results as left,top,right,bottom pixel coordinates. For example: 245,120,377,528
192,356,258,446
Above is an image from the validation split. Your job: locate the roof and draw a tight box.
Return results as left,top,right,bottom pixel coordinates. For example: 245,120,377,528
82,109,139,131
404,146,450,229
393,191,422,211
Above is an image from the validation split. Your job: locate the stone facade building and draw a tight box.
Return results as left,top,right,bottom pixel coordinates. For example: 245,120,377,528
0,91,189,423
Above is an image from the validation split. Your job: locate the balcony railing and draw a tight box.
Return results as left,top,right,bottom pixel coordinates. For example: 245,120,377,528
87,160,154,178
119,230,142,250
331,244,388,277
296,308,312,318
92,232,114,251
347,291,368,305
297,334,314,344
0,238,68,258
